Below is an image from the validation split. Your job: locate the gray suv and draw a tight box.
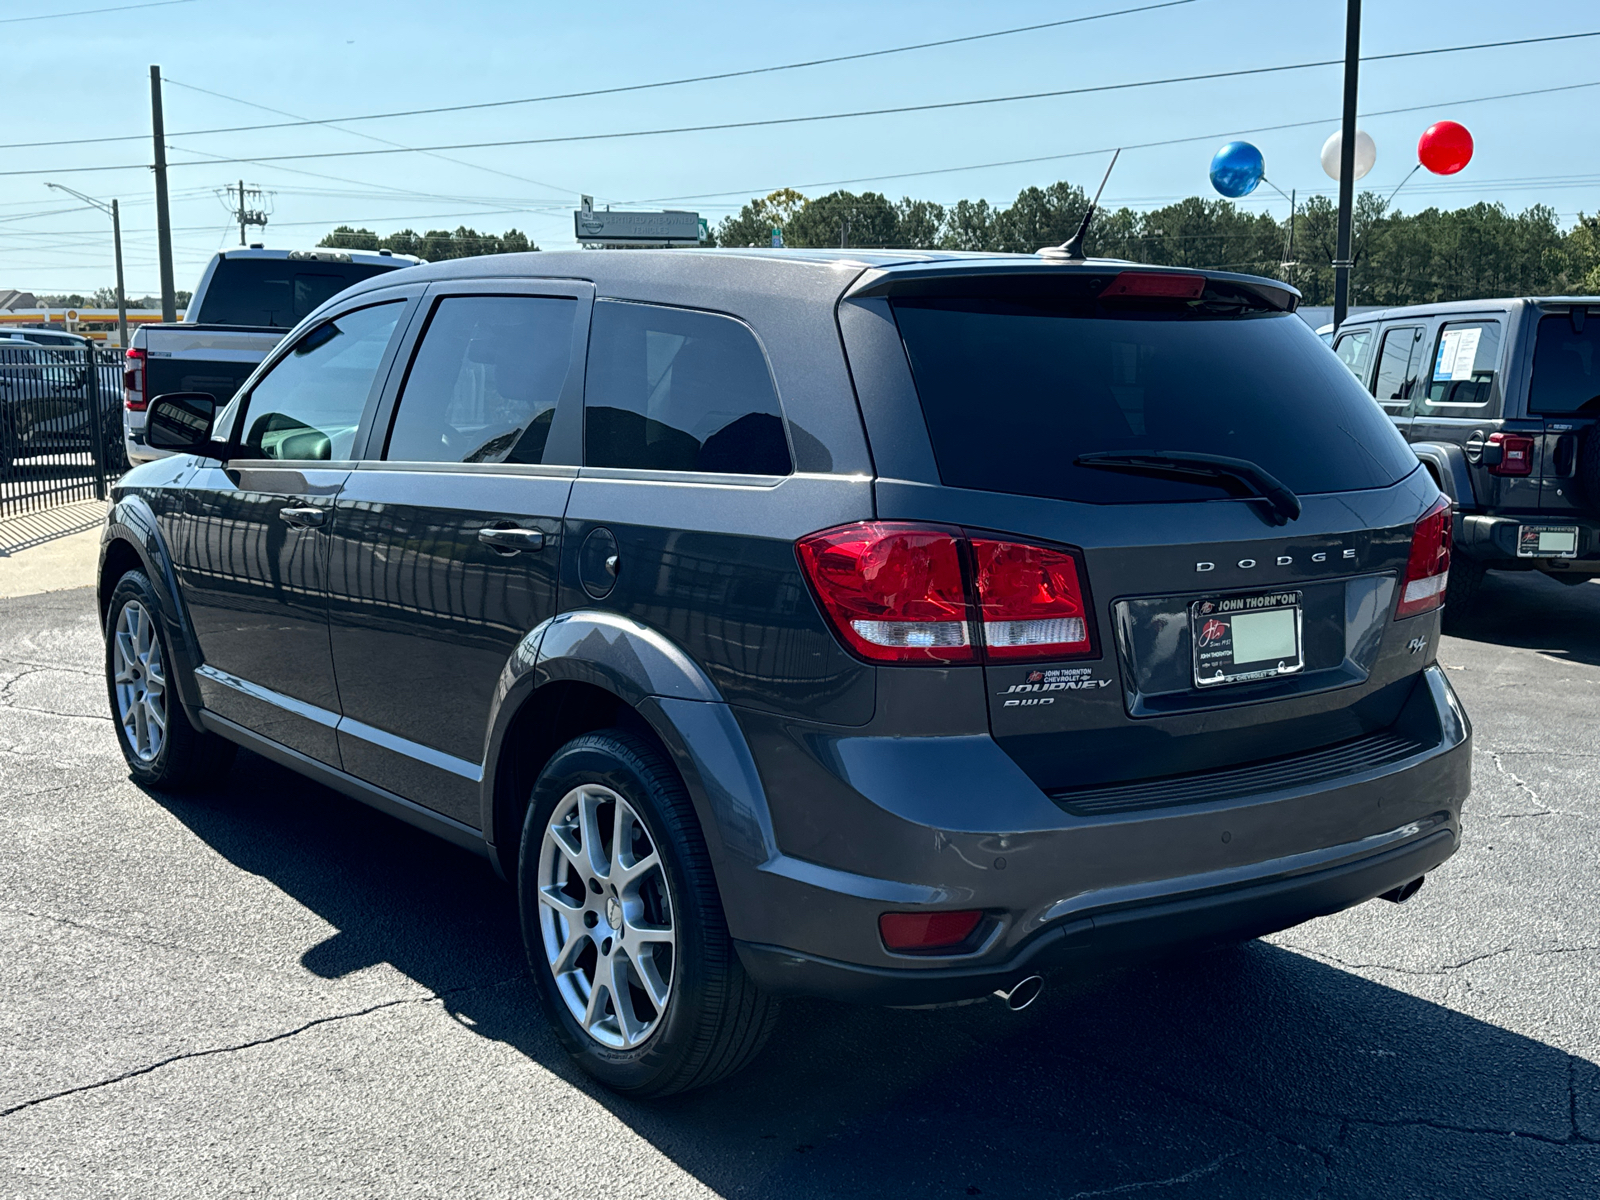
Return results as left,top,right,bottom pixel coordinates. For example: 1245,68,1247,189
98,249,1472,1096
1333,297,1600,615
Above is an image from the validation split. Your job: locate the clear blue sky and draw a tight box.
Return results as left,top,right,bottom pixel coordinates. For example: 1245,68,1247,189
3,0,1594,295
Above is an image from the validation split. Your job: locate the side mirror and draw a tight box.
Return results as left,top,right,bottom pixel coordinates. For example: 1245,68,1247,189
146,392,222,454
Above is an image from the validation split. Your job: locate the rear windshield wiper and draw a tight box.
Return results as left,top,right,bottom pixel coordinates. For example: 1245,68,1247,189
1074,451,1303,525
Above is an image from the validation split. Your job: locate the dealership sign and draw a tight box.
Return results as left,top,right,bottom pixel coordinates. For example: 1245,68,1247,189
575,196,701,245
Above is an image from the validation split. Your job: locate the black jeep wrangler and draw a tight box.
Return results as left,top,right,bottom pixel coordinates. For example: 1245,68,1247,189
1333,298,1600,618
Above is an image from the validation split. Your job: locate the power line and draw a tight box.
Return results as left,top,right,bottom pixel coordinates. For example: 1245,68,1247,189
634,77,1600,209
0,0,194,24
0,0,1199,153
140,31,1600,171
163,77,582,198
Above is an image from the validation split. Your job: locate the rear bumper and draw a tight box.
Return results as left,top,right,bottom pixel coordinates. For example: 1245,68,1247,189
721,665,1471,1006
738,822,1457,1005
1459,513,1600,570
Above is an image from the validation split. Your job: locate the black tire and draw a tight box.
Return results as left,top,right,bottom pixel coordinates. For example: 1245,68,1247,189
1442,556,1486,629
518,731,778,1097
105,570,236,789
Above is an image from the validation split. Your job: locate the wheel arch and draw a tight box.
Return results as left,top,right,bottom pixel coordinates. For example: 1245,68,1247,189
98,497,207,727
1411,442,1475,510
481,611,778,887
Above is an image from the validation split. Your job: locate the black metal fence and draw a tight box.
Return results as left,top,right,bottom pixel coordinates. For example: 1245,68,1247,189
0,343,125,519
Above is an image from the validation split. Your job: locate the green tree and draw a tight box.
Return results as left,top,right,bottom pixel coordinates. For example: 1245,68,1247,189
939,198,997,251
787,190,900,248
895,198,946,249
992,181,1089,253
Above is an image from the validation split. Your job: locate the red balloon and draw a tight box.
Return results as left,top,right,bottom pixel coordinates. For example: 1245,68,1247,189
1418,121,1473,175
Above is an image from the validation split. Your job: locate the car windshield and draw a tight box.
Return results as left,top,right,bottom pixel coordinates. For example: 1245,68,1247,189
891,293,1417,504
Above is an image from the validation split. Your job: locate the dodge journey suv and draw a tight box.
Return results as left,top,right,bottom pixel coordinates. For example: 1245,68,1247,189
98,249,1472,1096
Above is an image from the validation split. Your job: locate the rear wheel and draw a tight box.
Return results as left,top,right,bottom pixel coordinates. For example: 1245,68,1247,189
518,731,777,1096
105,571,235,789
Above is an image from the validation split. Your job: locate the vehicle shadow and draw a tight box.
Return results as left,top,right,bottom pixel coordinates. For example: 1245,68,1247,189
147,756,1600,1198
1446,571,1600,668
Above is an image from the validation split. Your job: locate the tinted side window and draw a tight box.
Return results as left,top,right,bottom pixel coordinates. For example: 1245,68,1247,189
238,301,403,461
1426,319,1502,408
1333,329,1373,382
197,259,401,328
584,300,791,476
385,295,577,465
1372,325,1423,411
1529,312,1600,415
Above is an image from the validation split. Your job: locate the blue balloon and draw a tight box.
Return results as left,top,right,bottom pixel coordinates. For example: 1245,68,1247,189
1210,141,1265,198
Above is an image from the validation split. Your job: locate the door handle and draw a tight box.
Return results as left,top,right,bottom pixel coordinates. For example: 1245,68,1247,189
278,506,327,529
477,526,545,553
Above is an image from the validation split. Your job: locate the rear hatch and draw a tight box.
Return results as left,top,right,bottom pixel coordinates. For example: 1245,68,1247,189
872,267,1446,799
1527,305,1600,550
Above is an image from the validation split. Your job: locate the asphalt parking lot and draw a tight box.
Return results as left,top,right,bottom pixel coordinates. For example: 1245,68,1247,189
1,572,1597,1199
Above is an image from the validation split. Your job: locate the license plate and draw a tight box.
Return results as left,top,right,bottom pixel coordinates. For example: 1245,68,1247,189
1517,525,1578,558
1191,591,1304,688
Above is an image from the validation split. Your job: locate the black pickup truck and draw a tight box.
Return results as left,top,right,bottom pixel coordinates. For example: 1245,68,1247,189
1332,298,1600,617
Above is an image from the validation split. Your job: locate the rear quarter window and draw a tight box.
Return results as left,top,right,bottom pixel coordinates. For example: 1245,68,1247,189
891,296,1417,505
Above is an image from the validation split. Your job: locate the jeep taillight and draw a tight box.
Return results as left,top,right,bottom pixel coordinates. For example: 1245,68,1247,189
795,522,1094,665
1396,496,1452,619
123,347,146,412
1486,431,1533,476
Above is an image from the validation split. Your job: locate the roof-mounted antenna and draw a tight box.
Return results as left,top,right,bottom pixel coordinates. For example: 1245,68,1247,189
1040,148,1121,261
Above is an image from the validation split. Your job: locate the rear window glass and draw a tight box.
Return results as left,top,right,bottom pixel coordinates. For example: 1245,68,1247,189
1529,312,1600,415
196,258,399,328
891,297,1417,505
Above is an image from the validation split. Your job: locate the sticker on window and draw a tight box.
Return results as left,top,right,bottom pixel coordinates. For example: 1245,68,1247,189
1435,327,1482,381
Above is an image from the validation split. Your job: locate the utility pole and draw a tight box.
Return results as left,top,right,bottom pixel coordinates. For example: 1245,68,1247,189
44,182,129,350
238,179,246,245
150,64,177,323
228,180,269,245
1333,0,1361,331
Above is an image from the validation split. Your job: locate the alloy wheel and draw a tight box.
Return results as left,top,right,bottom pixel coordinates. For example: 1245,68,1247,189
537,783,676,1049
112,599,167,763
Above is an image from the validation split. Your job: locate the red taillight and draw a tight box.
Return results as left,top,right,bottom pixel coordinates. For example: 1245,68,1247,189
795,522,974,663
123,347,146,412
1100,271,1206,300
1396,496,1453,619
1487,431,1533,477
796,522,1095,665
970,537,1091,659
879,910,983,953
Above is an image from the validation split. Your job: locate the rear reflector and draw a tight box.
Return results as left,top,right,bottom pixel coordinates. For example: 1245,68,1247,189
1396,495,1452,619
879,910,983,953
796,522,1096,665
1100,271,1206,300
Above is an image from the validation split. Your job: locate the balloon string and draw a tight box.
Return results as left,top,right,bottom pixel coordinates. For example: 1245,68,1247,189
1385,163,1423,209
1259,176,1295,205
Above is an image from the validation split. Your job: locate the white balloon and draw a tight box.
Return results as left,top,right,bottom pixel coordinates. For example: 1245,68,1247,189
1320,128,1376,181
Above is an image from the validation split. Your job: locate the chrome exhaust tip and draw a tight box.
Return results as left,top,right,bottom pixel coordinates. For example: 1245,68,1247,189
994,975,1044,1012
1379,876,1426,904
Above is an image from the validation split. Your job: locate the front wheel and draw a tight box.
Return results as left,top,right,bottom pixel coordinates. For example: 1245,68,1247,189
105,570,236,789
518,731,778,1096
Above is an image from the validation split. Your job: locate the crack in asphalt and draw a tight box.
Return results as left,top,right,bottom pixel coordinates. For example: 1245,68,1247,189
1328,1111,1598,1149
0,976,526,1120
1290,943,1600,978
1063,1152,1241,1198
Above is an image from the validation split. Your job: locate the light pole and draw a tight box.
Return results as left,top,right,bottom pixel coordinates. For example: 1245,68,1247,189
1333,0,1361,330
44,182,128,350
